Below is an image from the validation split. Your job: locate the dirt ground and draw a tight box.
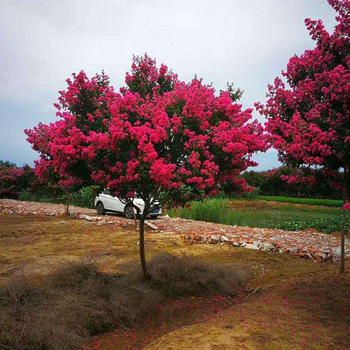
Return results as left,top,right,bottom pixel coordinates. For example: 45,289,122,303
0,208,349,350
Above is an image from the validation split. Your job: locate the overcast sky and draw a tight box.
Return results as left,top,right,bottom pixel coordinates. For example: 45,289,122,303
0,0,337,170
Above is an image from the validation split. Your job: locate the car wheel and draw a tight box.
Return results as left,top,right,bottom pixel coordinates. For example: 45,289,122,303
124,206,134,219
96,202,105,215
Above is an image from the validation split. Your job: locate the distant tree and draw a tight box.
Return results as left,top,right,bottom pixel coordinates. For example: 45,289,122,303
0,164,34,199
26,54,267,278
257,0,350,273
242,167,342,199
0,160,16,168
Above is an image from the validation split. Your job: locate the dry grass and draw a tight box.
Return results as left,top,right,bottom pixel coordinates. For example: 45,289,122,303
0,262,163,350
0,252,250,350
146,253,250,297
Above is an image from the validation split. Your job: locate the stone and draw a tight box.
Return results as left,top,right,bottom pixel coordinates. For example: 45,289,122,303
308,249,317,259
332,247,341,262
210,235,220,244
145,220,158,230
245,243,260,250
220,236,230,243
262,243,274,251
184,235,193,245
316,253,327,263
233,242,240,247
287,248,299,253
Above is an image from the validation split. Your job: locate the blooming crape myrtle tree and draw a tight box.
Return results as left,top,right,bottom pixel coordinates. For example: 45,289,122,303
26,54,267,278
0,163,34,199
256,0,350,273
0,166,23,199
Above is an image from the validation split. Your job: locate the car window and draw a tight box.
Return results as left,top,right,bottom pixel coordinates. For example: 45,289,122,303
103,189,111,195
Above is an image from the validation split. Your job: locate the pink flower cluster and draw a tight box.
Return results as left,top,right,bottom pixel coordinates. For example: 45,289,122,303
344,203,350,211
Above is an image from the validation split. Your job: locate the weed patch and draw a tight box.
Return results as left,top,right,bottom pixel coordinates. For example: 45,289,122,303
277,217,350,233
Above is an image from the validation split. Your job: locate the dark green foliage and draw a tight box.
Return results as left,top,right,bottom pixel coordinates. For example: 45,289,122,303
19,186,96,208
19,190,66,204
0,160,16,168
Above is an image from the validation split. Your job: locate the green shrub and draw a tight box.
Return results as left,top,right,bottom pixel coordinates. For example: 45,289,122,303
19,190,66,204
71,186,95,209
19,186,96,208
19,190,37,201
171,198,230,223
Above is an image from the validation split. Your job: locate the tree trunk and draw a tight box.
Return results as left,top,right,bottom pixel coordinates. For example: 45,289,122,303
340,167,347,274
139,217,149,279
133,207,138,230
65,192,70,217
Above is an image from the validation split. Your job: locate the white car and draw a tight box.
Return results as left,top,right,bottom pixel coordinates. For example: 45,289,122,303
94,190,162,219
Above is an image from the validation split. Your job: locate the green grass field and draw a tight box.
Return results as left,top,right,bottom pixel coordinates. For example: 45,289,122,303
169,197,347,233
257,195,343,207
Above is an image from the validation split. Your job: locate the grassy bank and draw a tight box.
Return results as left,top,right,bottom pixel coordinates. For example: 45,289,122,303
257,195,343,207
169,197,346,232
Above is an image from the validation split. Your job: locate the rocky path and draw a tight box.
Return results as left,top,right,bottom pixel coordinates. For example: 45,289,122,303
158,217,349,262
1,199,348,262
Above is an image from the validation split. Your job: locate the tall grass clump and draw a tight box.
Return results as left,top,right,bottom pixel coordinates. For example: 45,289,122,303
70,186,95,209
171,198,230,223
146,253,250,297
169,197,282,227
